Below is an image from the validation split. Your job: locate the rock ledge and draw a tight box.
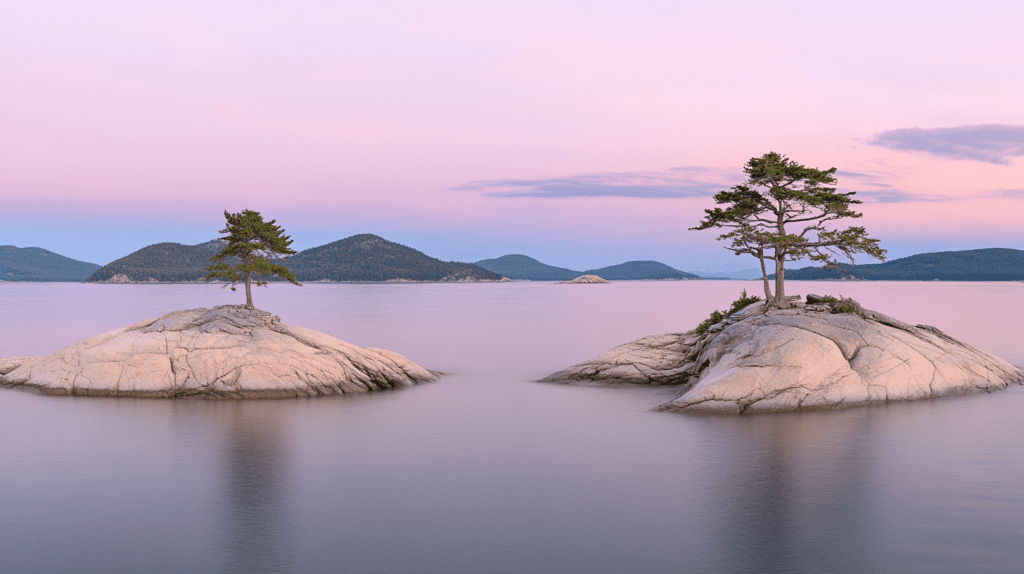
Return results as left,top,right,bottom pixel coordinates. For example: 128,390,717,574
541,301,1024,413
0,305,437,398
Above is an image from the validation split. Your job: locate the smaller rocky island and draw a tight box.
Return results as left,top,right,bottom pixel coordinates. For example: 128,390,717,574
0,306,437,398
558,274,610,284
541,295,1024,413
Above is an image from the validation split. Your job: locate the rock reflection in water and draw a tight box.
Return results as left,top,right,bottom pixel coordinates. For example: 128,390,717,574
700,411,875,573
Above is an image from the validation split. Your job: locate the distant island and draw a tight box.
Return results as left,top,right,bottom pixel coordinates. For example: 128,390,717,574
84,234,503,283
474,255,701,281
1,246,101,282
776,248,1024,281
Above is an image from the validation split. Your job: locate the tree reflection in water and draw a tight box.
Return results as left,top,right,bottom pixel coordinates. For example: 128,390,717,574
216,402,295,574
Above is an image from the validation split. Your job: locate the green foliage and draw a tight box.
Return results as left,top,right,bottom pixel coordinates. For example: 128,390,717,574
695,310,725,335
814,294,860,314
204,210,300,305
726,289,762,315
831,296,860,314
695,290,763,334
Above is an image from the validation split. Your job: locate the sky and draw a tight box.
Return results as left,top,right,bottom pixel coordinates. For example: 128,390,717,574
2,0,1023,273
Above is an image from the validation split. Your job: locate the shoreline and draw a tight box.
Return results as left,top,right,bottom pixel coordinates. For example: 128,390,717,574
6,278,1024,284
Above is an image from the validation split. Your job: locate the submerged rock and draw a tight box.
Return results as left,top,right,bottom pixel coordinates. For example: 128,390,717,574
0,305,437,399
542,302,1023,413
558,274,610,284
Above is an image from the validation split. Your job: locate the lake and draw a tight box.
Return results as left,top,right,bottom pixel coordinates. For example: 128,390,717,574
2,281,1023,573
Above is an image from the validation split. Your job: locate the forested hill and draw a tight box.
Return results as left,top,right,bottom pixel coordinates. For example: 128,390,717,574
474,255,704,280
289,234,503,282
780,248,1024,281
85,235,504,283
474,254,581,281
583,261,701,280
1,246,101,282
86,240,227,282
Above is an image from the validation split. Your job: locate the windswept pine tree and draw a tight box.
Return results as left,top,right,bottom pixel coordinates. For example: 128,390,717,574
692,152,886,308
204,210,301,309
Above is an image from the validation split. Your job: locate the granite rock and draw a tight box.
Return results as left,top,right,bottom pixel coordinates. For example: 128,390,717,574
542,303,1023,413
558,275,610,284
0,305,437,398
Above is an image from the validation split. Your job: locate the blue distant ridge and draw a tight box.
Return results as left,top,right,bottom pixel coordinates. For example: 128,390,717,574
583,260,700,280
775,248,1024,281
474,254,580,280
476,256,702,280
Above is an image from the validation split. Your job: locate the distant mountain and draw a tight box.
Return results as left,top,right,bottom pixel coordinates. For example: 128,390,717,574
1,246,101,282
289,234,504,282
778,248,1024,281
474,254,580,281
86,240,227,283
583,261,701,280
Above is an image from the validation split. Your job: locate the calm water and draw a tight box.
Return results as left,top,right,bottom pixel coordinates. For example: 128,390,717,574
2,281,1023,574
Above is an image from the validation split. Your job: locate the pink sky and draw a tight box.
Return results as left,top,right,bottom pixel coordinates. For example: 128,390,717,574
2,0,1023,272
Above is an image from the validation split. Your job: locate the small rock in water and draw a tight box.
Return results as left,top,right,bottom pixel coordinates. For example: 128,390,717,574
558,275,610,284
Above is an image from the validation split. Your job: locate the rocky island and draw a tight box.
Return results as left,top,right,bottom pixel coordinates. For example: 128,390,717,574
0,306,437,398
541,295,1024,413
558,274,610,284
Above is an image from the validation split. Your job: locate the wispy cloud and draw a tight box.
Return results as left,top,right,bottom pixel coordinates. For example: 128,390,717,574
459,164,1024,204
846,182,1024,204
457,166,736,199
868,124,1024,165
852,187,940,203
990,188,1024,200
833,170,931,202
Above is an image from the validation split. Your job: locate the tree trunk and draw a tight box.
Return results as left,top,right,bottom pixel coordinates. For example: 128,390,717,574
244,272,254,310
773,257,787,308
758,254,773,302
774,201,788,308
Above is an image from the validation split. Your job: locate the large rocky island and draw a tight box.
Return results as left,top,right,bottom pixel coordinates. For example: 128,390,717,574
0,306,437,398
542,296,1024,413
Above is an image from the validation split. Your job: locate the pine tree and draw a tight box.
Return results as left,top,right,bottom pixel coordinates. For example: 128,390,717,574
204,210,301,309
691,152,886,308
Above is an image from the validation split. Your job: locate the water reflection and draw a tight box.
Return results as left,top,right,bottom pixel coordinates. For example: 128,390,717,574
703,411,876,573
3,283,1024,573
216,403,295,574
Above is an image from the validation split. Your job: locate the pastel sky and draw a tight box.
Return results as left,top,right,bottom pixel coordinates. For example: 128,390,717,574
3,0,1023,273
